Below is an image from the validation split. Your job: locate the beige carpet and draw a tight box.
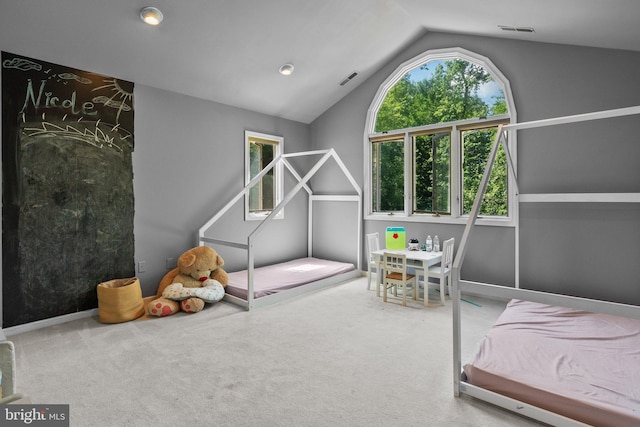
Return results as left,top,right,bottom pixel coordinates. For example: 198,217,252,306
9,276,543,426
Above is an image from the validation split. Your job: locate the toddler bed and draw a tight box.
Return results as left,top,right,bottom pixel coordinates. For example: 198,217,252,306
452,105,640,426
225,257,356,300
198,148,362,310
462,299,640,427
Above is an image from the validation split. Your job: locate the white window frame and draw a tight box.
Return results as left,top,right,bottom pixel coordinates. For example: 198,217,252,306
244,130,284,221
363,47,518,227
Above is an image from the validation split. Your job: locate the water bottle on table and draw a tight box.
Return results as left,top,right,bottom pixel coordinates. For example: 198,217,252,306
434,235,440,252
426,235,433,252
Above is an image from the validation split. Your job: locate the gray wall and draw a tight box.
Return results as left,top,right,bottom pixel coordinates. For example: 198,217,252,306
133,86,311,295
310,31,640,304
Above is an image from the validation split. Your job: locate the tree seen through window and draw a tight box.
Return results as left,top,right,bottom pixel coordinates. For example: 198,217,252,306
372,58,509,217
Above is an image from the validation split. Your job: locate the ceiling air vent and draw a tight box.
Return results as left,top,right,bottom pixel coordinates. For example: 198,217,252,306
499,25,535,33
339,71,359,86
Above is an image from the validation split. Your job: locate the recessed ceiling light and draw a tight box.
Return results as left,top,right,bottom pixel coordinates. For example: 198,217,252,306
140,7,164,26
279,64,294,76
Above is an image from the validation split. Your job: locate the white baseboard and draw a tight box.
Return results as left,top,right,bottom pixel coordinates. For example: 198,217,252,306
2,308,99,337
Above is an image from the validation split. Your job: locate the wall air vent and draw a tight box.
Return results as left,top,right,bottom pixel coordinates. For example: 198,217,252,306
339,71,359,86
499,25,535,33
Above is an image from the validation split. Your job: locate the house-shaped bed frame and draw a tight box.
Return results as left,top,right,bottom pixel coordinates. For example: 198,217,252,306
198,148,362,310
452,105,640,426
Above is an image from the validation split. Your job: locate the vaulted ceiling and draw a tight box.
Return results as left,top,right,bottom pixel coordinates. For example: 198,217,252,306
2,0,639,123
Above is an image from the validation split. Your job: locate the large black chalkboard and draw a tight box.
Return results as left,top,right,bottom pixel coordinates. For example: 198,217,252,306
2,52,135,327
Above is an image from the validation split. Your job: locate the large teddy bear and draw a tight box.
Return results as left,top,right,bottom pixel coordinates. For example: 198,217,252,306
148,246,229,317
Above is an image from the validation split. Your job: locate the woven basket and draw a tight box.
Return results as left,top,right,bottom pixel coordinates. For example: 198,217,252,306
97,277,145,323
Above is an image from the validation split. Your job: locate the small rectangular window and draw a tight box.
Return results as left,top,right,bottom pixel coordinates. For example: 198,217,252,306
461,126,508,216
413,131,451,215
371,137,404,213
245,131,283,221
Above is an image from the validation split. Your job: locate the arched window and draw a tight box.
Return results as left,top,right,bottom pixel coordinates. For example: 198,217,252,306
364,48,516,224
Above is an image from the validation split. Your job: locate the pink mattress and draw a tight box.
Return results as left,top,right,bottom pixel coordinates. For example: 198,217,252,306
225,257,355,300
463,299,640,427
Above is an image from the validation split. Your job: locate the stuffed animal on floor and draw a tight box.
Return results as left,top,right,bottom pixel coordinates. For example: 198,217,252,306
148,246,229,317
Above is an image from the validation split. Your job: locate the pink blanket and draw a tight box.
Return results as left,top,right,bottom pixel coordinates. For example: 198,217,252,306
464,299,640,427
226,257,355,299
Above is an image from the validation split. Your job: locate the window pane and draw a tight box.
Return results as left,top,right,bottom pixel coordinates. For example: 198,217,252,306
375,59,505,133
249,141,275,212
372,139,404,212
414,132,450,214
462,128,507,216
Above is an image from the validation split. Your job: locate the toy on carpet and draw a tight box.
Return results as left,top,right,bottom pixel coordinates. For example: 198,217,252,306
148,246,228,317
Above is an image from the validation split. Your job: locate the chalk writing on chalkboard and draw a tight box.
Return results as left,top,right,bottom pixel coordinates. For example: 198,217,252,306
2,52,136,327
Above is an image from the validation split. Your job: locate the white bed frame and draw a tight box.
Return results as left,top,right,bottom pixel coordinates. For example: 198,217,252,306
198,148,362,310
451,105,640,426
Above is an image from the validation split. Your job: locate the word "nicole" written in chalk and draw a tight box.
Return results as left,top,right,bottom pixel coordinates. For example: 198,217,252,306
20,79,97,116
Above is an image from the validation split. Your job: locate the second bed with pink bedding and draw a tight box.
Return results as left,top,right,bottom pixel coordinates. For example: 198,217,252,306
463,299,640,427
